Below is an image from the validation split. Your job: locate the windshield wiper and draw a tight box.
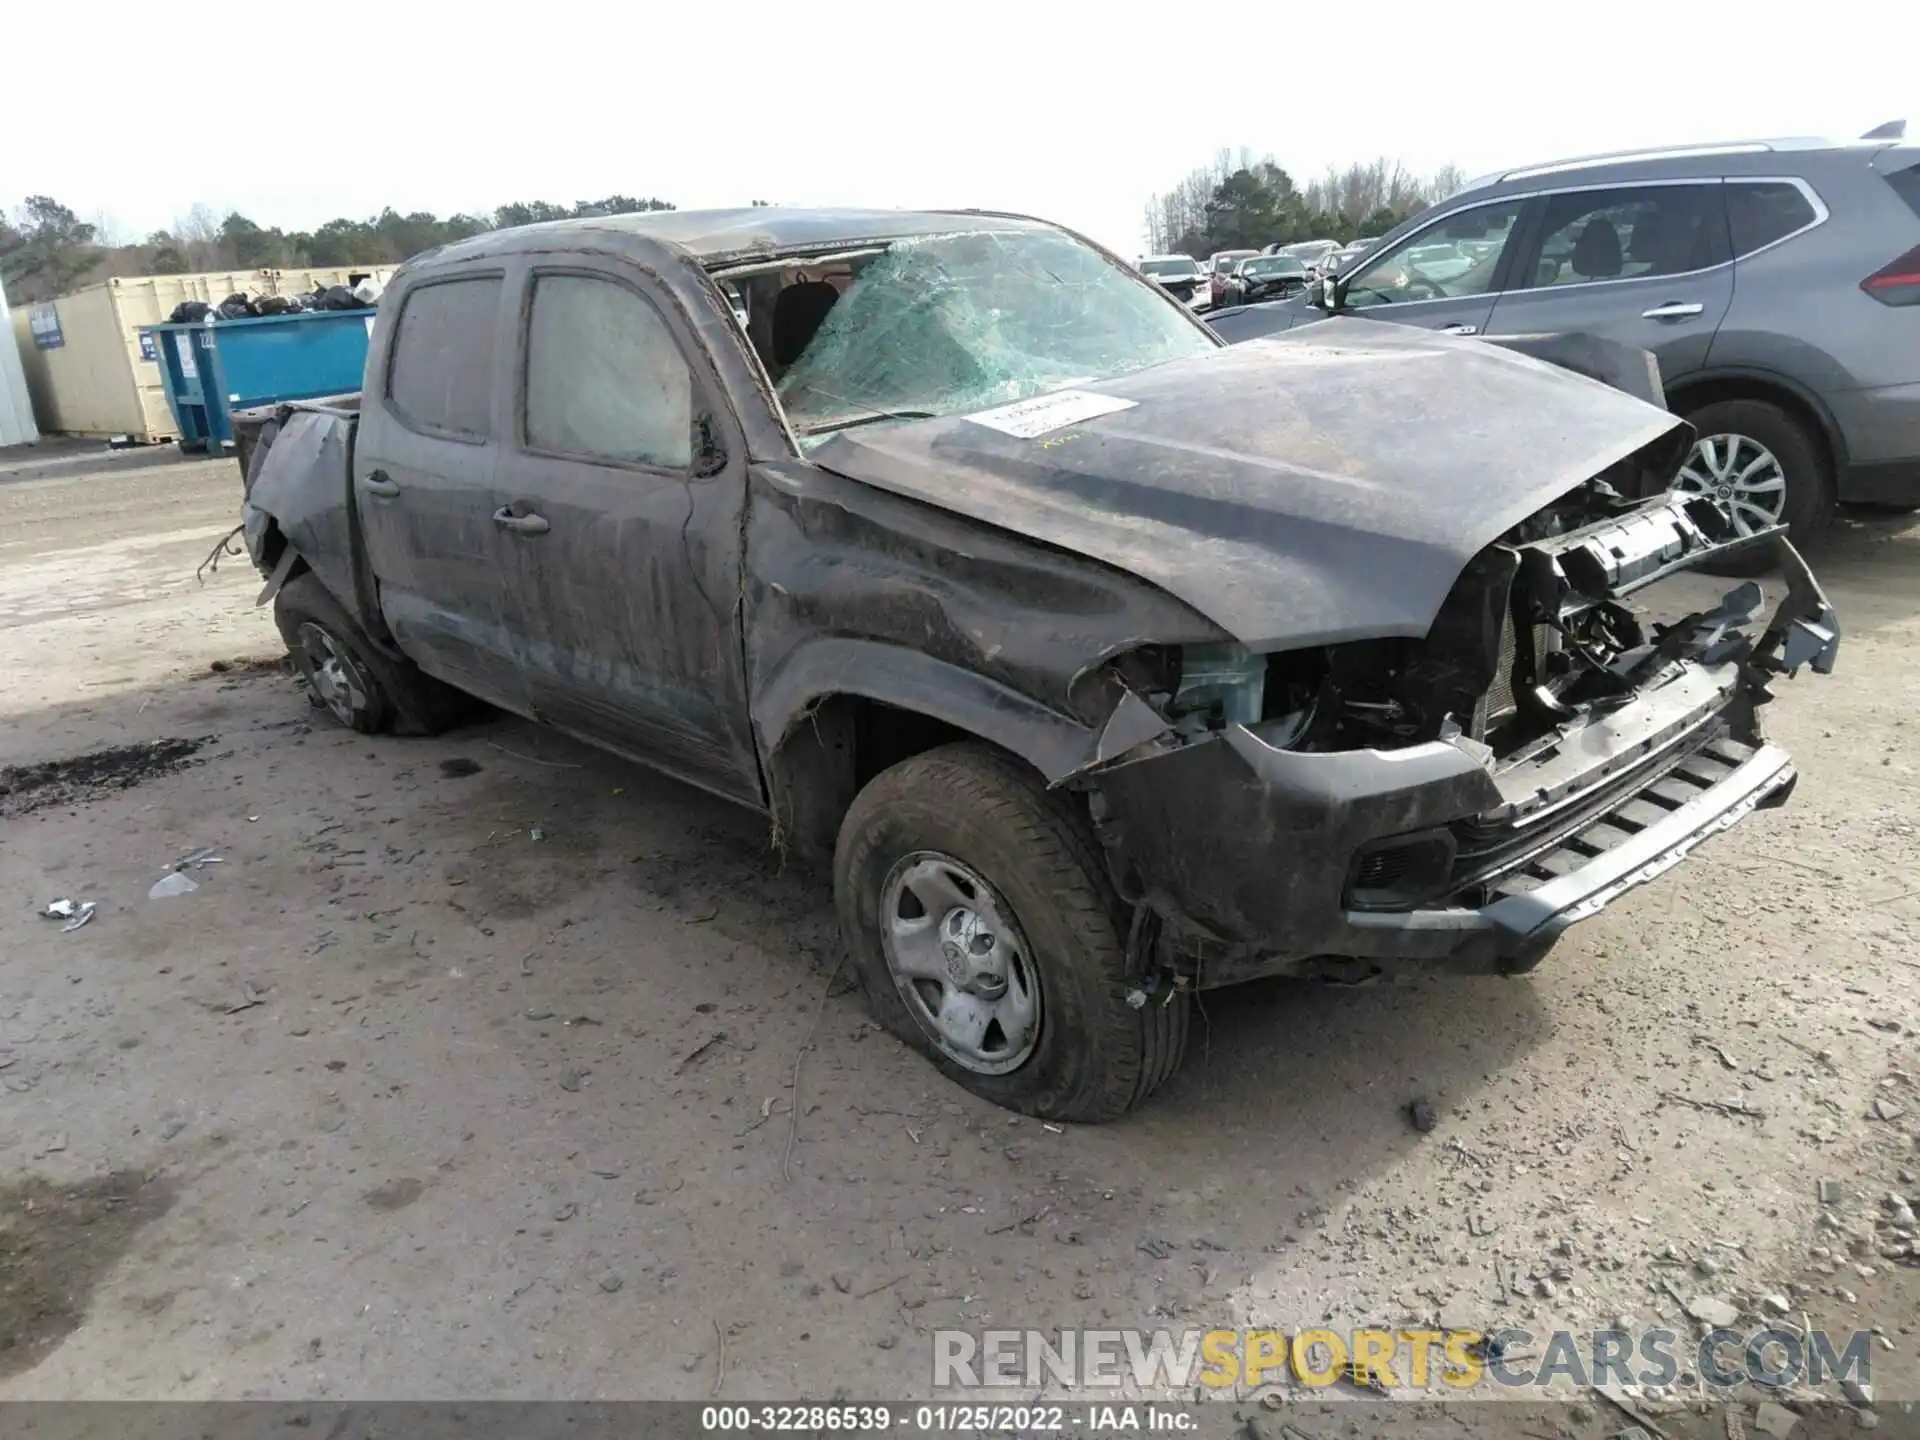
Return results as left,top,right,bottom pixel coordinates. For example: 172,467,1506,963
801,410,938,437
794,386,938,436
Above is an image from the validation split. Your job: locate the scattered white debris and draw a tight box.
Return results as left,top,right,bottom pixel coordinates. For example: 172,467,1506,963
1684,1295,1742,1328
41,899,97,931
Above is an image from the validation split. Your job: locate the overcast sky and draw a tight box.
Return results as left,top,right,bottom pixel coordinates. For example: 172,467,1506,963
12,0,1911,257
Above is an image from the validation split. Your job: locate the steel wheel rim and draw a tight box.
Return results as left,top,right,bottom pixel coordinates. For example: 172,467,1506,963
879,851,1041,1076
297,621,365,725
1674,433,1788,537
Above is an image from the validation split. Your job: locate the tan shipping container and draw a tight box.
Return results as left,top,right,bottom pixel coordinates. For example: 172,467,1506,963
11,268,392,443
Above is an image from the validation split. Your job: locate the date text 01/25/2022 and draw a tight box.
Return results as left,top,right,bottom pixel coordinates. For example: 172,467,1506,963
699,1404,1197,1431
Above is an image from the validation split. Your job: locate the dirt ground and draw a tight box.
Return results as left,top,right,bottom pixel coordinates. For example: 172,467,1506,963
4,439,1920,1425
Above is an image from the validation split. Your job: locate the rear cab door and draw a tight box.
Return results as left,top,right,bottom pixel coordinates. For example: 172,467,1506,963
355,268,530,713
1329,194,1532,336
1482,181,1734,382
487,250,763,805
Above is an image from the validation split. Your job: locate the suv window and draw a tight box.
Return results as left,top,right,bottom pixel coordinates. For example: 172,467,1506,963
1527,184,1727,288
1343,199,1524,308
388,277,501,437
1726,181,1818,256
525,274,693,469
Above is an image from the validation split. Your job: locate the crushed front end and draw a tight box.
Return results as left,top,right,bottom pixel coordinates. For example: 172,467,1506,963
1077,484,1840,987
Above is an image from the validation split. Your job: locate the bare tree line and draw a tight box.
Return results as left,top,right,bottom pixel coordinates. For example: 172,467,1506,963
1143,149,1468,256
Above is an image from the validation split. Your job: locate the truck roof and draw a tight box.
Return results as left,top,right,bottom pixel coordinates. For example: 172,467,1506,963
429,206,1060,267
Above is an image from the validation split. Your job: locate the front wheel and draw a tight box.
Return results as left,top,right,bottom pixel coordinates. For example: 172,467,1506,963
833,743,1188,1123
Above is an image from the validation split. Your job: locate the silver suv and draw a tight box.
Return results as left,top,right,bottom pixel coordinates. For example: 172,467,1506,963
1211,127,1920,554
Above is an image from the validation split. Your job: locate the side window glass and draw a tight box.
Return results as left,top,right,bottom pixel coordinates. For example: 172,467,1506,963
1343,200,1524,308
1727,182,1818,256
388,277,501,437
525,274,693,468
1527,185,1727,288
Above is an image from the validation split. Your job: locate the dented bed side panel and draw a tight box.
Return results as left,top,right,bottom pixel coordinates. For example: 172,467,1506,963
242,406,376,629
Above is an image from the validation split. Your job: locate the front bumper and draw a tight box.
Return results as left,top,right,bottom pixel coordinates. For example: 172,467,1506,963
1083,533,1837,988
1344,738,1795,975
1092,696,1797,987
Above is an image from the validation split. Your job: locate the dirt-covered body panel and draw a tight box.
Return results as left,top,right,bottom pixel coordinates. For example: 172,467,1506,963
235,206,1840,998
810,321,1691,651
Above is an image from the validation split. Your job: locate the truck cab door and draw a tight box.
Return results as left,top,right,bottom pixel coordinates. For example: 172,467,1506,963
1482,182,1734,383
489,260,762,805
1327,195,1531,338
353,272,531,715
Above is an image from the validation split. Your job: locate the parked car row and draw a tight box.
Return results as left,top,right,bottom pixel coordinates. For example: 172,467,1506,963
1209,124,1920,550
1220,254,1312,305
1137,253,1209,309
1265,238,1342,276
1139,241,1375,310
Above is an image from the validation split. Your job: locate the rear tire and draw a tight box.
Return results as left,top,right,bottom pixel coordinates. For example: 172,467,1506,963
1677,399,1831,576
833,743,1188,1123
273,572,468,735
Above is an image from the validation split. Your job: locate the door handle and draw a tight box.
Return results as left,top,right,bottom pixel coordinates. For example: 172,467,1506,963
362,469,399,498
1642,301,1705,320
493,507,550,536
1438,323,1478,336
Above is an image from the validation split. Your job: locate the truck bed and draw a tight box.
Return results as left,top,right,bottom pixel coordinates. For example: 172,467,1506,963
233,394,362,496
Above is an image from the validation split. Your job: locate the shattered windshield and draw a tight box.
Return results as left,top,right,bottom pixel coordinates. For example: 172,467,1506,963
776,229,1216,438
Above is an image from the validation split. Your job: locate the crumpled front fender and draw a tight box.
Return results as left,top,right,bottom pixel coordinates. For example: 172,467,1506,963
1087,721,1502,952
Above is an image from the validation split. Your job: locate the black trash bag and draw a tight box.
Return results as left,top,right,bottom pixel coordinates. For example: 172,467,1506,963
168,300,212,323
217,292,255,320
253,295,293,316
313,285,364,311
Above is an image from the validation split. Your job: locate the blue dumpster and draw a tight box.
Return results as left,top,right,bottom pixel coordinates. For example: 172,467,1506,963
141,309,374,453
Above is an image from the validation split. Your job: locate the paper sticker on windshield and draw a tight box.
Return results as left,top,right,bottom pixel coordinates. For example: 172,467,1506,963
965,390,1136,439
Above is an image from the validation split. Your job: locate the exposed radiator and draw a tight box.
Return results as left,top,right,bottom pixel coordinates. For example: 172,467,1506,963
1472,607,1554,740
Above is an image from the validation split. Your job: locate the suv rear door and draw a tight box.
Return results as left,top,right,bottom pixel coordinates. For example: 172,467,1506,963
1481,182,1734,382
355,271,531,714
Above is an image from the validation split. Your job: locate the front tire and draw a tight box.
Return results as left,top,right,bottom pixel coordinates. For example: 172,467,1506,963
1676,399,1831,576
833,743,1188,1123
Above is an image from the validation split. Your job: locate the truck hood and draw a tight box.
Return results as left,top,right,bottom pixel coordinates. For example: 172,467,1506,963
810,318,1689,651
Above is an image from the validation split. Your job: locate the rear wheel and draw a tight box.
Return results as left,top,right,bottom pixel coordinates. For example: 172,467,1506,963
273,572,468,735
833,743,1188,1123
1675,399,1830,575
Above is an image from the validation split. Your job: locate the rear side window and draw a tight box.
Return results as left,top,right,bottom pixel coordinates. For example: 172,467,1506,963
1528,184,1728,287
1885,164,1920,220
387,277,501,437
1726,182,1819,256
524,274,693,469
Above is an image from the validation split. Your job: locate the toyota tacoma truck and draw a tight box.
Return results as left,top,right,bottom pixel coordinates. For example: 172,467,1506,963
237,207,1840,1122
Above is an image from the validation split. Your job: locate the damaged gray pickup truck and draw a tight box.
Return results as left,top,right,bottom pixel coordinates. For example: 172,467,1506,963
239,207,1840,1122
